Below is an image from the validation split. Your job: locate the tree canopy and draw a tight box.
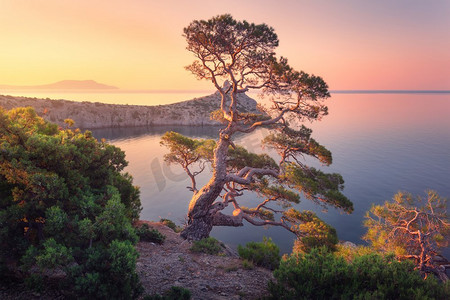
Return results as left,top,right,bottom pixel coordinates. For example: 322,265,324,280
0,107,143,298
364,190,449,282
161,14,352,242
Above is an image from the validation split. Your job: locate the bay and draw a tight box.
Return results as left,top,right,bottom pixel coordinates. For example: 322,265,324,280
90,93,450,255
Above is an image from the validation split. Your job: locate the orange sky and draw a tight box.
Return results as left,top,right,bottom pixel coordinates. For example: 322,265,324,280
1,0,449,90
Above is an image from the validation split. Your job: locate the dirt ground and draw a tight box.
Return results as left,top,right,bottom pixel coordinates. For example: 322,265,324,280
136,221,273,299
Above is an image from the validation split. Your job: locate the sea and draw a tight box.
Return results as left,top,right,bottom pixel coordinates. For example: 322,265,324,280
4,90,450,256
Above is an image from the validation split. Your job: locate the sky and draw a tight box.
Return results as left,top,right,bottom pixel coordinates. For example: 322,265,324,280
1,0,449,91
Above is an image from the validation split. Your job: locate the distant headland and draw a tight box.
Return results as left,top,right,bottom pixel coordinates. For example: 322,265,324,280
0,80,118,90
0,90,260,128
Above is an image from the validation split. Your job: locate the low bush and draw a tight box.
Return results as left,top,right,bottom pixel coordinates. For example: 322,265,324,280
334,243,377,262
190,237,223,255
136,224,166,244
291,211,339,254
267,248,450,300
160,218,182,233
238,237,280,270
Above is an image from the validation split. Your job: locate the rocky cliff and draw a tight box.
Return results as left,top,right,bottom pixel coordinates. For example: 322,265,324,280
0,91,261,129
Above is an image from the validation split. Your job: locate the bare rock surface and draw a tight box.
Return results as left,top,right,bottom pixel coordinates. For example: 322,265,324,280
136,221,273,299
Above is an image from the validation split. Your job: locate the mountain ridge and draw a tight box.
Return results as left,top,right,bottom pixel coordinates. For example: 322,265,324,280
0,80,118,90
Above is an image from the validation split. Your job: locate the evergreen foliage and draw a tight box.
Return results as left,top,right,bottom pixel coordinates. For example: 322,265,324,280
237,237,280,270
334,243,378,262
144,286,192,300
136,223,166,244
364,190,449,280
189,237,224,255
0,107,143,298
160,218,182,232
290,210,338,254
267,248,450,300
162,14,352,242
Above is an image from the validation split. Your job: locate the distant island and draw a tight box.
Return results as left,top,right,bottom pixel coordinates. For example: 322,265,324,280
0,80,118,90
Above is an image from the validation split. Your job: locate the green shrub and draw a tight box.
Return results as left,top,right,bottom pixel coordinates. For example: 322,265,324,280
291,211,338,254
241,259,254,270
334,243,377,262
144,286,191,300
267,248,450,300
160,218,182,232
0,107,143,298
238,237,280,270
190,237,223,255
136,224,166,244
24,274,44,292
165,286,191,299
70,239,142,299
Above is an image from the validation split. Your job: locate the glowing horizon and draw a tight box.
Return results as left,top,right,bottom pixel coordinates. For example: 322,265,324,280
1,0,449,91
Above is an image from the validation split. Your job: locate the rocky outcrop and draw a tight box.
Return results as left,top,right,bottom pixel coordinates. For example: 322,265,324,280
0,91,261,129
136,221,273,299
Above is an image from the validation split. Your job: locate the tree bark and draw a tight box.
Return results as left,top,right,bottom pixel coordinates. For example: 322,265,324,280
180,130,230,240
180,215,214,240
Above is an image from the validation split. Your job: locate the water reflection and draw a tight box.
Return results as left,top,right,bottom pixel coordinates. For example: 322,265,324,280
91,125,221,141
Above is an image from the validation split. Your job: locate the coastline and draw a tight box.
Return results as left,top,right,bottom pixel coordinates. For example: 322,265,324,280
0,92,260,129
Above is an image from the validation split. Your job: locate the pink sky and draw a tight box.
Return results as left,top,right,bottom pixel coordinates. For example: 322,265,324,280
1,0,449,90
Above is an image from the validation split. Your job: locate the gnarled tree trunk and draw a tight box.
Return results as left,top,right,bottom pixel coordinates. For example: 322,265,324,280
180,131,230,240
180,215,214,240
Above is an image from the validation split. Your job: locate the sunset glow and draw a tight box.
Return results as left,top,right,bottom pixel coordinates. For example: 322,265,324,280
1,0,449,90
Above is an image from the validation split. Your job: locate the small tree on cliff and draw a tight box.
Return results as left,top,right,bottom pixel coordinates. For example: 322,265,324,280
364,190,450,281
162,14,353,241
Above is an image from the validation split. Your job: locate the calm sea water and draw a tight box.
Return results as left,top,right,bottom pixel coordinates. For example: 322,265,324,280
88,93,450,256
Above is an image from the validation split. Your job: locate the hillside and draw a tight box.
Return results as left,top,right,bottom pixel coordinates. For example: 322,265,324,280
0,80,118,90
0,221,273,299
0,91,262,128
136,221,272,299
